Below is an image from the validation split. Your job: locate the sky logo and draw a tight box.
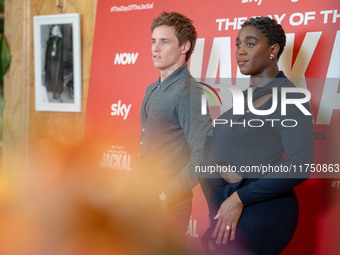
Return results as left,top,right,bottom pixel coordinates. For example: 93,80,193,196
241,0,263,6
111,100,131,120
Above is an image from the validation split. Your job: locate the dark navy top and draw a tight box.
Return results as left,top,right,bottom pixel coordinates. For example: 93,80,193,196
202,71,314,206
199,71,314,253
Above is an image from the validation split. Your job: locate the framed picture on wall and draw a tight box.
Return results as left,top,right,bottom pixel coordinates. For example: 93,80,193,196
33,13,81,112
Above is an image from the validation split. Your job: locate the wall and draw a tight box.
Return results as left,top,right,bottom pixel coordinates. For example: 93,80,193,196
2,0,97,172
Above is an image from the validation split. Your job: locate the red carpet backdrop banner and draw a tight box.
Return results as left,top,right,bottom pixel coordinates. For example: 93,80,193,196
85,0,340,254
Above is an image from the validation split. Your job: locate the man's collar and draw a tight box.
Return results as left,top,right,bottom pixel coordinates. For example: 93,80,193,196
158,64,188,91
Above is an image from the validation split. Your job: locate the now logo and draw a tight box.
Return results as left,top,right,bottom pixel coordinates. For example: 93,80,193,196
114,52,138,65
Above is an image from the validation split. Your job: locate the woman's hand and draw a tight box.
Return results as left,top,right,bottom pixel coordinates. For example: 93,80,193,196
212,191,244,245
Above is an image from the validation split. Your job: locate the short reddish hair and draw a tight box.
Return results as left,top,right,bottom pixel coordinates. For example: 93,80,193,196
151,12,197,61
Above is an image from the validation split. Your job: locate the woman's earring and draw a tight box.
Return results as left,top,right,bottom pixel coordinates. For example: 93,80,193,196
270,54,274,60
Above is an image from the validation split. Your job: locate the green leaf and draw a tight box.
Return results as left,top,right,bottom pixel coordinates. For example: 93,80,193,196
0,35,11,85
0,0,4,9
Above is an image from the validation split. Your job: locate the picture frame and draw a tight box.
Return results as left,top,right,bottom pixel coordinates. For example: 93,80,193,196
33,13,81,112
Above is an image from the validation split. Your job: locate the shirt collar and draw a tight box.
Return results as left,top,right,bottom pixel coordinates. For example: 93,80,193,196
252,71,286,91
157,63,188,91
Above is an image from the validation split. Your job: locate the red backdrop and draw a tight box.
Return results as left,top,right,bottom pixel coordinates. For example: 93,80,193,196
85,0,340,254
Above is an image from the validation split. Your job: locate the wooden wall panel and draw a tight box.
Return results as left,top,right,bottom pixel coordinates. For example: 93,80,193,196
2,0,31,172
2,0,97,172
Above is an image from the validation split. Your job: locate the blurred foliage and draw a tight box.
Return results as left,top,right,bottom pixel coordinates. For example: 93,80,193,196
0,0,10,91
0,35,10,90
0,0,7,142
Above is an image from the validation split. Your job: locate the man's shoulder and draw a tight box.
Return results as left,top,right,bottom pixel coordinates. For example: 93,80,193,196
174,70,198,87
165,64,196,87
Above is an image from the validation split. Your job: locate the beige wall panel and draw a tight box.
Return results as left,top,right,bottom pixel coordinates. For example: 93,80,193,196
2,0,97,172
2,0,31,172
